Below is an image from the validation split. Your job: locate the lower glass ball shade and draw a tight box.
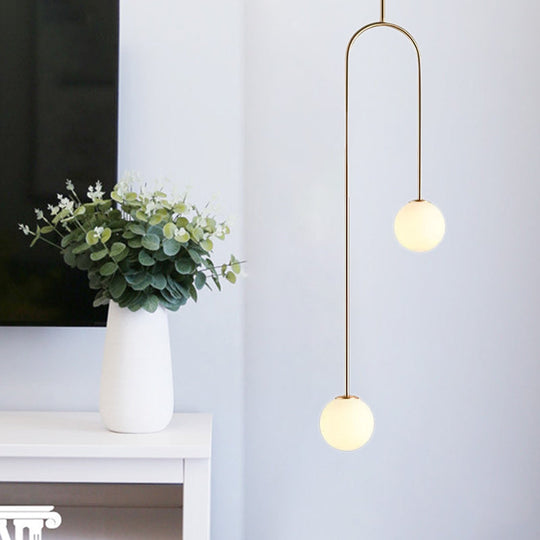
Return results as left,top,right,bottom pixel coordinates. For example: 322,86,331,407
320,396,374,451
394,199,445,252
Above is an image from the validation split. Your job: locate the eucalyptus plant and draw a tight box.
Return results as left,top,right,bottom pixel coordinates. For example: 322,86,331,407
19,176,241,313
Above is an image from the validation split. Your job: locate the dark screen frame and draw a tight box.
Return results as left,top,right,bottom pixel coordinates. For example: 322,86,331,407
0,0,119,327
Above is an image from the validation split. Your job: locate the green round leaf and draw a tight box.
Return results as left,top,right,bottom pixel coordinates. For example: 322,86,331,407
61,235,73,248
149,214,163,226
125,272,146,286
86,230,99,246
200,239,213,252
90,248,108,261
100,261,118,276
163,222,176,240
141,233,160,251
72,242,90,255
232,259,241,274
162,238,181,257
109,275,127,299
175,258,195,275
88,271,102,290
130,274,153,291
110,242,126,258
190,227,203,242
195,271,207,290
128,237,143,249
136,210,148,222
100,227,112,243
63,249,76,267
167,276,189,298
143,294,159,313
187,248,202,264
151,273,167,290
76,253,92,271
113,247,129,263
127,222,146,236
92,292,110,307
138,250,156,267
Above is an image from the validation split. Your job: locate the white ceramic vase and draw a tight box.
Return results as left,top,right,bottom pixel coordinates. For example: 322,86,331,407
100,301,174,433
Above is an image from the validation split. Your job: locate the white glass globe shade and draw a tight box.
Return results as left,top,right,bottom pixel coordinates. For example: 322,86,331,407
320,396,374,451
394,200,445,252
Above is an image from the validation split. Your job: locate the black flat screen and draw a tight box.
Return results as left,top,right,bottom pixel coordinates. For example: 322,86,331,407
0,0,119,326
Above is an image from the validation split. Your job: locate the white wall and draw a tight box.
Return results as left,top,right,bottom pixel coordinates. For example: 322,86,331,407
0,1,244,539
244,0,540,539
3,1,540,539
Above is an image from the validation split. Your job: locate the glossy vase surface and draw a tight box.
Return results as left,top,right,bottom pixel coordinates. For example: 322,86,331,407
100,301,173,433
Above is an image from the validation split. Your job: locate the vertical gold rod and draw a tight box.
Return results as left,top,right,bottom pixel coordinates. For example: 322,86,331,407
417,57,422,200
345,35,350,397
344,21,423,397
345,143,350,398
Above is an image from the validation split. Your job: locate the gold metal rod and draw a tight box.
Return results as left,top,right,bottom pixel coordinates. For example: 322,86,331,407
344,21,423,397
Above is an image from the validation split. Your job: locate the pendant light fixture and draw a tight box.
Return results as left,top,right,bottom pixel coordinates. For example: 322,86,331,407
320,0,445,451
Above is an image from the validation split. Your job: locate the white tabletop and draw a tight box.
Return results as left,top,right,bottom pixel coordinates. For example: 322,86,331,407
0,412,212,459
0,411,213,539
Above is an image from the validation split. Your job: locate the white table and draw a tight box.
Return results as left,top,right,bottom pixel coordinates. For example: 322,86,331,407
0,412,212,540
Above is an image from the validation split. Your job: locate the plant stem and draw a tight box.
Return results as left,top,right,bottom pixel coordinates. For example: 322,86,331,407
200,260,246,276
202,260,246,272
37,236,62,250
44,217,65,238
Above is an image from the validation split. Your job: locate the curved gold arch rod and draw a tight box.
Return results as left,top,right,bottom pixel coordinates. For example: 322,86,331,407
344,17,423,397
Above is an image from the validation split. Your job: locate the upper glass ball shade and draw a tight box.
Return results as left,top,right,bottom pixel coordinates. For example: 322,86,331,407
320,396,374,451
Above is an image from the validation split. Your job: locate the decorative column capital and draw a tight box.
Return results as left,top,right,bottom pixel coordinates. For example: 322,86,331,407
0,507,62,540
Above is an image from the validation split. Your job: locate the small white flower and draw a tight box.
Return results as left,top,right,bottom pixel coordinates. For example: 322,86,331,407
57,196,74,214
174,227,190,243
114,180,130,198
48,204,59,216
93,226,104,238
194,216,207,228
66,179,74,191
121,171,142,185
34,208,44,220
145,200,157,216
215,222,230,238
18,224,31,235
88,180,104,201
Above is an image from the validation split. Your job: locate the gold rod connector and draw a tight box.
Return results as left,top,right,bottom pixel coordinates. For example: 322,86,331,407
344,20,423,396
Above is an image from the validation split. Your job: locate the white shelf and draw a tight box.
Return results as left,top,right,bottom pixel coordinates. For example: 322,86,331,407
0,412,212,459
0,412,212,540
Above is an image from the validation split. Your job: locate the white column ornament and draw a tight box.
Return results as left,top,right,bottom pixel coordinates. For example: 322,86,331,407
0,507,62,540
